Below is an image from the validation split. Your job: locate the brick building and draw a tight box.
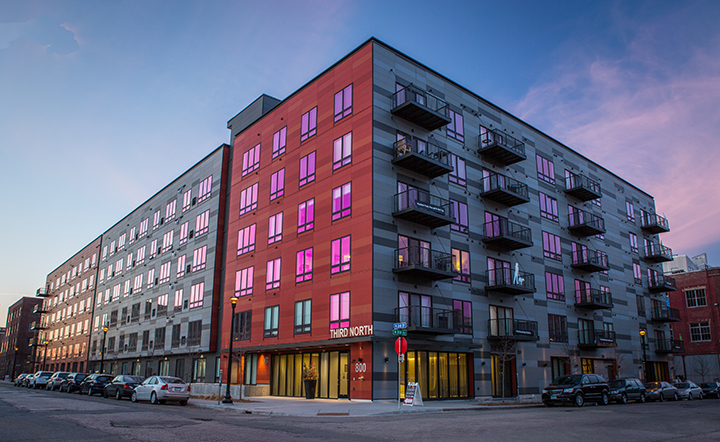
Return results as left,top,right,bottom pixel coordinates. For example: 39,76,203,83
0,297,43,379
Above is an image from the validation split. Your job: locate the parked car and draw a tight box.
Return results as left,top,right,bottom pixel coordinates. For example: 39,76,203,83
131,376,190,405
542,374,610,407
674,381,703,400
46,372,71,391
608,378,647,404
79,374,113,396
700,382,720,398
14,374,30,386
104,375,145,400
28,371,54,389
59,372,88,393
21,373,35,387
645,381,678,401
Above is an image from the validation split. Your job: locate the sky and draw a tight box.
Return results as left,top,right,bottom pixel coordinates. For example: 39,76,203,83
2,0,720,325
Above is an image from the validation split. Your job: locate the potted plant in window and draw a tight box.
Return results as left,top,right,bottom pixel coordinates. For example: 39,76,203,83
302,363,318,399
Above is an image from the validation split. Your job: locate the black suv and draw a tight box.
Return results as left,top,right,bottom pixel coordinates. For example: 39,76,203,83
608,378,646,403
542,374,610,407
60,373,87,393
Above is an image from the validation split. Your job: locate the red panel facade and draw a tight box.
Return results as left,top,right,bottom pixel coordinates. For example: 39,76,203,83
668,268,720,356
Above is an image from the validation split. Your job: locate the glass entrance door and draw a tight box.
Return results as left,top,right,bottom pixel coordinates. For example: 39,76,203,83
339,352,349,398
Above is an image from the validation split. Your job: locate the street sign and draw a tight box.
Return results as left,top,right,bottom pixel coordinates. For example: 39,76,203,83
392,329,408,336
393,322,407,330
394,337,407,355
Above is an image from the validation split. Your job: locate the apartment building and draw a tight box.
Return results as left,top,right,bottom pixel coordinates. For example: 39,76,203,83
0,297,42,379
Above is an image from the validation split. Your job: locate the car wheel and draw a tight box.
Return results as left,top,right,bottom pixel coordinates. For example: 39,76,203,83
88,388,93,396
673,392,678,401
620,393,628,404
600,391,610,406
688,392,694,401
659,393,664,402
150,392,158,405
103,389,108,398
699,392,703,400
574,393,585,407
131,391,138,403
116,390,122,401
639,393,646,403
179,400,188,406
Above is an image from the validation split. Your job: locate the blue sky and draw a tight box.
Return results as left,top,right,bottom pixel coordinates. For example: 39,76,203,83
2,0,720,324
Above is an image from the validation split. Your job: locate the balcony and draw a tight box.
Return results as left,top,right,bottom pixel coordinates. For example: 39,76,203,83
391,84,451,131
648,274,677,293
481,219,533,251
570,249,609,273
32,305,49,314
391,137,453,179
578,329,617,348
479,171,530,207
567,209,605,237
31,322,47,331
393,246,455,281
485,268,536,295
478,128,526,166
641,212,670,234
565,174,602,201
644,242,673,263
655,339,684,354
574,289,613,310
394,306,463,335
487,319,538,341
36,287,50,297
650,306,681,323
393,189,454,229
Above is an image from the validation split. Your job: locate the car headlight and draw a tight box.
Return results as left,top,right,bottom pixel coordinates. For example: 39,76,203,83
563,388,574,393
542,390,548,394
610,390,618,394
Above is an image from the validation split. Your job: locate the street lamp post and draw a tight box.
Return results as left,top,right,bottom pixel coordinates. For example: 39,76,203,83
42,341,49,371
222,295,239,404
10,347,18,381
639,329,648,381
100,324,109,373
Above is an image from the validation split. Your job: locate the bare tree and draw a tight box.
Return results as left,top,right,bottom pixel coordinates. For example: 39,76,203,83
609,347,629,380
185,346,204,382
230,316,252,400
692,355,713,383
490,336,516,403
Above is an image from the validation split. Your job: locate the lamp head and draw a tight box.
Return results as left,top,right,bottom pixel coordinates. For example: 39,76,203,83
102,325,109,333
639,330,646,337
230,295,239,306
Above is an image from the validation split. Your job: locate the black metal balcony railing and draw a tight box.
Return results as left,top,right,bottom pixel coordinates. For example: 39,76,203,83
571,249,609,272
650,306,681,322
393,246,455,281
392,136,453,179
479,172,530,207
391,84,451,131
31,322,47,331
36,287,50,297
478,128,527,166
393,189,454,229
565,174,602,201
578,329,617,348
567,209,606,237
187,337,201,347
481,219,533,251
394,306,465,334
574,289,613,309
641,212,670,234
644,242,673,263
485,267,536,295
648,274,677,293
487,318,538,341
655,339,684,353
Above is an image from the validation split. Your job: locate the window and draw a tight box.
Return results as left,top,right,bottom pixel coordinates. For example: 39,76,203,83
139,218,149,237
625,201,635,222
686,288,707,308
295,248,313,283
115,258,123,275
298,151,316,187
237,224,256,256
153,210,161,230
159,261,171,284
448,153,466,186
192,245,207,272
647,268,659,287
198,175,212,203
162,230,174,253
536,155,555,184
174,289,183,312
331,236,351,274
548,314,568,343
690,322,711,342
272,127,287,159
195,209,210,237
447,109,464,142
235,266,253,297
542,231,562,261
149,239,158,259
452,248,470,283
268,212,283,244
332,182,352,221
539,192,559,222
636,295,646,317
179,222,189,245
147,269,155,289
133,274,143,293
264,305,279,337
165,200,176,222
295,299,312,334
242,144,261,177
453,300,472,334
330,292,350,329
182,189,192,212
300,107,317,142
123,279,131,296
333,132,352,170
126,253,133,269
176,255,186,278
189,282,204,309
239,183,259,216
545,272,564,301
334,84,352,122
633,262,642,284
266,257,281,290
450,199,468,233
234,311,251,341
154,327,166,350
118,233,127,250
629,233,638,253
270,169,285,201
157,294,168,316
297,199,314,234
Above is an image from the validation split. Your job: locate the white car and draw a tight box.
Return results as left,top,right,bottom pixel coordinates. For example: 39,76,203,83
28,371,54,389
131,376,189,405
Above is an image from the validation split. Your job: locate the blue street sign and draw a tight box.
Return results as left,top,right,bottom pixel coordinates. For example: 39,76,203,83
393,322,407,330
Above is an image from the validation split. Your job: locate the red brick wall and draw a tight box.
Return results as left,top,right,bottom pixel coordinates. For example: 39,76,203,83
668,269,720,355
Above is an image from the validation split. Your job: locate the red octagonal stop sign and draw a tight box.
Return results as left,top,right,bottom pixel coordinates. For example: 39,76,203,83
395,337,407,355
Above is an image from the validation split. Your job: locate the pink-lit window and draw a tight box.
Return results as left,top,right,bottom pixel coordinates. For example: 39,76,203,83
239,182,259,216
626,201,635,223
189,282,204,309
629,233,638,253
270,169,285,201
192,245,207,272
118,233,127,249
330,292,350,329
266,258,281,290
115,259,123,275
166,200,177,222
331,236,351,274
196,209,210,236
298,199,314,234
536,155,555,184
295,248,313,283
539,192,559,222
153,210,161,230
126,253,133,269
332,182,352,221
332,132,352,170
242,144,261,177
447,109,464,142
542,231,562,261
334,84,352,122
633,262,642,284
545,272,564,301
147,269,155,288
300,107,317,142
452,248,470,282
182,189,192,212
150,239,159,258
159,261,171,284
449,154,466,186
273,127,287,159
174,289,183,310
162,230,174,253
129,227,136,244
450,200,468,233
139,218,149,237
176,255,186,278
133,274,143,293
179,222,189,245
235,266,254,297
198,175,213,203
268,212,283,244
299,152,316,187
237,224,256,256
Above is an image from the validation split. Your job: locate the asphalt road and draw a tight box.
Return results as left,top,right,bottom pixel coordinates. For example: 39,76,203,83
2,382,720,442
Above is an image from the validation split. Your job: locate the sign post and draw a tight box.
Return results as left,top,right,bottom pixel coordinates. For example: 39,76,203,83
395,336,407,410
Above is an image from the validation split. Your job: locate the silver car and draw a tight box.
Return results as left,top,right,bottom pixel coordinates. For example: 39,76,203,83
674,381,703,400
46,372,71,391
28,371,54,389
131,376,189,405
645,381,678,402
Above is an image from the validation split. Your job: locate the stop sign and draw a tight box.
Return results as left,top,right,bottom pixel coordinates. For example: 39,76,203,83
394,337,407,355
